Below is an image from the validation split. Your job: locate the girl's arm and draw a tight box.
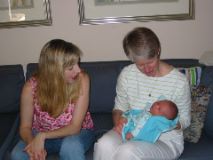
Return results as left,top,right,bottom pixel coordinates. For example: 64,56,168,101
19,81,46,159
19,81,34,144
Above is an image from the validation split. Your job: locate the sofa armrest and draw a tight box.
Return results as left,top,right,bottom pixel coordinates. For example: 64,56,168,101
204,93,213,138
0,65,24,160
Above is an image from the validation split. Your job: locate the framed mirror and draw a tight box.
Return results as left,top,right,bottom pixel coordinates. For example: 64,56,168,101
0,0,51,28
78,0,194,25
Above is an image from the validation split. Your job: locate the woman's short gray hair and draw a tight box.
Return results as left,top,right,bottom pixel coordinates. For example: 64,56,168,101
123,27,161,61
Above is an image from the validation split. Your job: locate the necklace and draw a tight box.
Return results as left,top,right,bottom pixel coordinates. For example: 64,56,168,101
147,77,158,97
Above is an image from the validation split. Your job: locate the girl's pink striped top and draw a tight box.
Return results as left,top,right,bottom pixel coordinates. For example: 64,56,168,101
29,77,94,132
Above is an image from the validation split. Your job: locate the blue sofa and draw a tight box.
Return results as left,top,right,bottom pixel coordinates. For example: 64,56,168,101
0,59,213,160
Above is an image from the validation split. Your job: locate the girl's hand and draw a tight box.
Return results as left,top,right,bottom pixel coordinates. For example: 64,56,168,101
24,133,46,160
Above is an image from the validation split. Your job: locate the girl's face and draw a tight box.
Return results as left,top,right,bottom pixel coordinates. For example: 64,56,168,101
64,63,81,83
135,57,159,77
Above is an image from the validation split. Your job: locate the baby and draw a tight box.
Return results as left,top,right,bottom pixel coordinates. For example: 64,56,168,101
122,100,178,143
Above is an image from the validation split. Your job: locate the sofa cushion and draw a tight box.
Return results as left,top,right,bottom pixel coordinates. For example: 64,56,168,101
91,113,113,137
200,66,213,88
0,65,24,113
80,61,131,113
81,62,119,113
180,132,213,159
0,113,18,148
0,65,24,159
200,66,213,139
204,94,213,139
26,63,38,80
183,85,212,143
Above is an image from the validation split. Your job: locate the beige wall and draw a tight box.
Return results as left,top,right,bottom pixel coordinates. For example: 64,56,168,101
0,0,213,68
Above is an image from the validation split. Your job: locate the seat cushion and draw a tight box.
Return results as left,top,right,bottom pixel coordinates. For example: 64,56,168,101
180,132,213,160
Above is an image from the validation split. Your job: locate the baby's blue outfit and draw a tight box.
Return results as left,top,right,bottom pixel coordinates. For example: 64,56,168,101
122,109,178,143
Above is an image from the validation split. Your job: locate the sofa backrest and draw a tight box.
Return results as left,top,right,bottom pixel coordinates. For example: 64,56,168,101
80,61,131,113
26,63,38,80
0,65,25,113
27,59,204,111
201,66,213,138
26,59,213,137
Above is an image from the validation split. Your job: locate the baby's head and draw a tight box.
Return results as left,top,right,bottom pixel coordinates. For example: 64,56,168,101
150,100,178,120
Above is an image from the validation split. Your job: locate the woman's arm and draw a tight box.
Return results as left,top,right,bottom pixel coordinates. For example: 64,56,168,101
113,109,127,135
113,68,129,135
41,72,90,139
175,78,191,130
113,109,124,126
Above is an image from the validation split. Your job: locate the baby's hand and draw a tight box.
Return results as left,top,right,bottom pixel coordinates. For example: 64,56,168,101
125,132,133,140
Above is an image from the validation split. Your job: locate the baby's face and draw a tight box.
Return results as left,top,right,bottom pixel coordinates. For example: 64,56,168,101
150,102,160,115
150,101,172,119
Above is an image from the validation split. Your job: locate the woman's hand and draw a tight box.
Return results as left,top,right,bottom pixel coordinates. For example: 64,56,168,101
175,121,181,130
24,133,46,160
113,117,127,135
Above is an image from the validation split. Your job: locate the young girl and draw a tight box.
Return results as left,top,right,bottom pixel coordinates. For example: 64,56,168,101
11,39,95,160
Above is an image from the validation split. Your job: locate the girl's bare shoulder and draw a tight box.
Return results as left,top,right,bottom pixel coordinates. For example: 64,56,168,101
79,70,89,82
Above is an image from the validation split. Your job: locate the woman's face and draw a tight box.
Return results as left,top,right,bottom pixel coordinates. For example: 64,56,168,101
64,63,81,83
135,57,159,77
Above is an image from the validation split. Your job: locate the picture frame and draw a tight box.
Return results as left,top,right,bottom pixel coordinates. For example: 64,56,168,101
0,0,51,28
78,0,194,25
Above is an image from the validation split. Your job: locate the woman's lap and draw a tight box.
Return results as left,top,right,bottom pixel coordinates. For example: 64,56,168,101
94,129,180,160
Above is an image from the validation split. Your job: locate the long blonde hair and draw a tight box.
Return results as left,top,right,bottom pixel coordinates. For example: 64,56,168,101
36,39,82,118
